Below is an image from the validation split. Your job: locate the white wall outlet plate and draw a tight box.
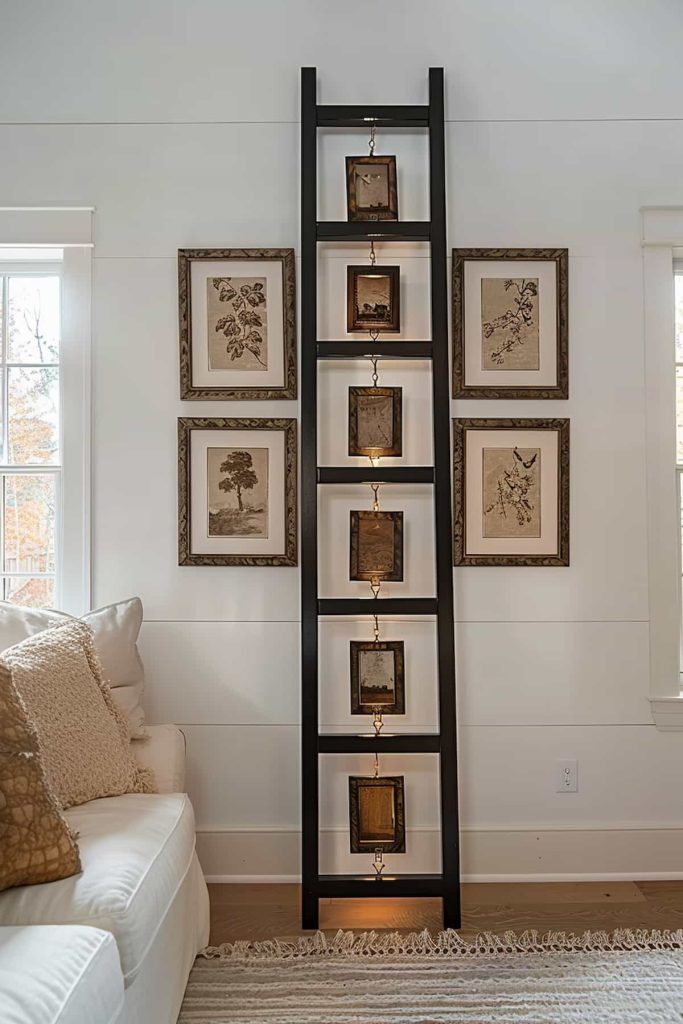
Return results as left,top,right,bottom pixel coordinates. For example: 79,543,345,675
555,759,578,793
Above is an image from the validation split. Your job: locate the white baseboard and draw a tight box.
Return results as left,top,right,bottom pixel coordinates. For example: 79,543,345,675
205,871,683,884
196,826,683,882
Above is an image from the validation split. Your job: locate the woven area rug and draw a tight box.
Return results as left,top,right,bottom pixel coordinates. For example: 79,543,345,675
178,928,683,1024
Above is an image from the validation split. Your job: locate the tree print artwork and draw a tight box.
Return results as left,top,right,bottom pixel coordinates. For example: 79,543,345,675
481,278,539,370
482,446,541,539
207,446,269,539
207,277,268,372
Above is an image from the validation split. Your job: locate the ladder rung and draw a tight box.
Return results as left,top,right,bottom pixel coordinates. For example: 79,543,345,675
319,733,440,754
317,874,444,898
317,104,429,128
317,467,434,485
317,221,431,242
317,341,433,360
319,598,438,616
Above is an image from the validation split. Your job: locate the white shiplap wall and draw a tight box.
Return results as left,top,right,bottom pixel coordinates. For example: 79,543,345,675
2,0,683,879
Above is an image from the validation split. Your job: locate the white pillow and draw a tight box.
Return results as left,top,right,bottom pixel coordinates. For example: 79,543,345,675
0,597,148,739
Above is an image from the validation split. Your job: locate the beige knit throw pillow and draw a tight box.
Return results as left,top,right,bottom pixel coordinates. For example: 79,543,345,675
1,620,155,810
0,659,81,891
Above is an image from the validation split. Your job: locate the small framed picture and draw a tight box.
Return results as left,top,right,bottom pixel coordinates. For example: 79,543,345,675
178,417,297,566
348,386,403,458
349,775,406,853
350,510,403,582
452,248,568,399
347,266,400,333
346,155,398,222
350,640,405,715
453,418,570,567
178,248,297,400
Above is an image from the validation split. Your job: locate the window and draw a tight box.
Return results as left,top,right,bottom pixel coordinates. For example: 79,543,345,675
0,252,62,607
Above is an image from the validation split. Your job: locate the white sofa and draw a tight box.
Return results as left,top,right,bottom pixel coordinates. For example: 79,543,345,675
0,724,210,1024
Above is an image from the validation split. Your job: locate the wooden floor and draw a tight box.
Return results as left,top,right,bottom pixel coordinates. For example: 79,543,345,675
208,880,683,946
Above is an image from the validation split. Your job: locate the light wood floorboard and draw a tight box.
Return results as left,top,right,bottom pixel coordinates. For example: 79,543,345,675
207,880,683,945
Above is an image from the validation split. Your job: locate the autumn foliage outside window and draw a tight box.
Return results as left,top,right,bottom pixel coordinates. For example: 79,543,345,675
0,270,60,607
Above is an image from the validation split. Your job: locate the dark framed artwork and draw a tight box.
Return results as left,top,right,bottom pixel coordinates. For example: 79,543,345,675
452,248,568,399
346,155,398,222
453,418,570,567
348,386,403,458
178,248,297,400
350,510,404,582
178,417,297,567
347,265,400,333
350,640,406,715
349,775,406,853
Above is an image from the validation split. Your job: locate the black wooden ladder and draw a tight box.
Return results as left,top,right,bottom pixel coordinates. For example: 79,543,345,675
300,66,460,930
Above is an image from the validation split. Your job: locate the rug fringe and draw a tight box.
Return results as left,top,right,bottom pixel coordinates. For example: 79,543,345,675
199,927,683,961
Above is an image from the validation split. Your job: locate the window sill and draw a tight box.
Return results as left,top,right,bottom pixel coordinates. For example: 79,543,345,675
649,696,683,730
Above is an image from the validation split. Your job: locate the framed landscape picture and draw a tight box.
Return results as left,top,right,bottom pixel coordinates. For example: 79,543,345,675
453,418,570,566
349,775,406,853
452,248,568,399
178,248,297,400
178,417,297,566
346,155,398,222
348,386,402,458
350,510,404,582
347,265,400,333
350,640,406,715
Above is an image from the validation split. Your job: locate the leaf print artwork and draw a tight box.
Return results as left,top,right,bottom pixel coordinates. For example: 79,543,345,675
482,446,541,539
207,277,268,372
481,278,539,370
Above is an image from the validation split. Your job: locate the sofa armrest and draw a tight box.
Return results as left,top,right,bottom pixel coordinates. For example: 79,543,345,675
132,724,186,793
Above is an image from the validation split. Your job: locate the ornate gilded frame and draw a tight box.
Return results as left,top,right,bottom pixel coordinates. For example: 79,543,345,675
178,248,297,400
453,417,570,567
178,416,297,566
452,247,569,399
349,775,406,853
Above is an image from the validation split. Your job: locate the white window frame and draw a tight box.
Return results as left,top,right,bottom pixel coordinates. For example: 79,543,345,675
642,207,683,727
0,208,93,615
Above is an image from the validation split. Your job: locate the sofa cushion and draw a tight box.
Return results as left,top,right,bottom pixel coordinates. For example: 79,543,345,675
0,598,147,739
0,657,81,893
0,793,197,984
0,925,123,1024
1,621,154,809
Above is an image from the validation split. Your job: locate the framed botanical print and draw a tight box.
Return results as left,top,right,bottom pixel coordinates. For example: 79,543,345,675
347,265,400,333
178,417,297,566
452,248,568,399
350,640,406,715
178,248,297,400
350,510,404,581
346,155,398,222
348,386,403,458
453,418,570,566
349,775,406,853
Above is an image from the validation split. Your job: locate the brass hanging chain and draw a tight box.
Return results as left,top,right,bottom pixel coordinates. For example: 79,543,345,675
369,122,376,157
370,577,382,599
369,240,377,266
371,483,381,511
372,709,384,736
373,751,380,777
370,356,379,387
373,613,380,643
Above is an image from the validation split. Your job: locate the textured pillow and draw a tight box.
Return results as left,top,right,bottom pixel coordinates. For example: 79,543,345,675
0,597,148,739
0,658,81,891
1,620,155,809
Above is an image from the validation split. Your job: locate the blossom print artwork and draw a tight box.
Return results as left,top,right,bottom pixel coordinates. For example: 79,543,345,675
481,277,539,370
482,446,541,539
207,277,268,371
